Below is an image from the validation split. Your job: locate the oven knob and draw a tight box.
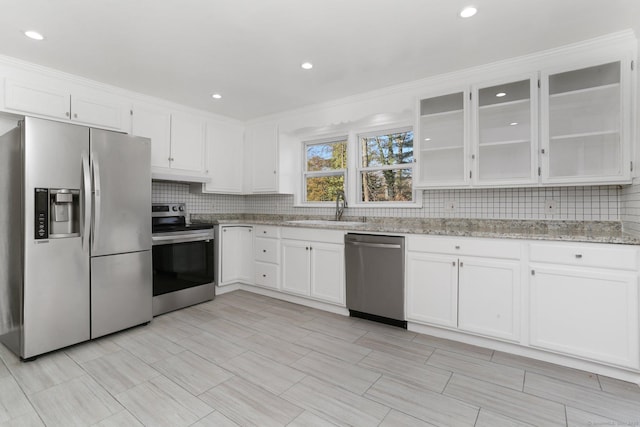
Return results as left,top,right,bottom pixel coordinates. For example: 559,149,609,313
179,206,185,212
172,206,178,211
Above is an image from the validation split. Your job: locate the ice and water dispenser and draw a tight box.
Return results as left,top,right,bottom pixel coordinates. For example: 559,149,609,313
34,188,80,239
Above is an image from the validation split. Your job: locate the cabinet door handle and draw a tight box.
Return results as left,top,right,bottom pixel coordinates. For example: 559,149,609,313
263,231,267,234
531,270,535,275
305,247,309,250
455,245,460,249
460,262,463,267
575,254,583,259
452,261,456,266
263,249,266,253
74,113,78,118
65,111,70,117
263,274,267,278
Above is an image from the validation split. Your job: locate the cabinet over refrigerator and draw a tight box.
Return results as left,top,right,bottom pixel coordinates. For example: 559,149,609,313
0,114,152,359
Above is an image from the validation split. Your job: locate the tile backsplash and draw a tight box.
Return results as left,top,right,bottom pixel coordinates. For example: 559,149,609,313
153,181,621,221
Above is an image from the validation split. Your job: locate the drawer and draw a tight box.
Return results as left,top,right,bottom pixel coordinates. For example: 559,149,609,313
281,227,345,244
530,243,638,271
255,237,279,263
255,262,279,289
407,235,521,260
254,225,280,238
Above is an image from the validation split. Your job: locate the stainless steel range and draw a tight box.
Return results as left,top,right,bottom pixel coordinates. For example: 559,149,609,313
151,203,215,316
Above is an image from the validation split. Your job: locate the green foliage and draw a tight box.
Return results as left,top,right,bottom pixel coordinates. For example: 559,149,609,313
361,131,413,202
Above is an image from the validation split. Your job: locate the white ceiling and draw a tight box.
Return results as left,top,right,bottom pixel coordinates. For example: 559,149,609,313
1,0,639,121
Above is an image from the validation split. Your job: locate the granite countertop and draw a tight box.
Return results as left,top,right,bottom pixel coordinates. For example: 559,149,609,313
191,214,640,245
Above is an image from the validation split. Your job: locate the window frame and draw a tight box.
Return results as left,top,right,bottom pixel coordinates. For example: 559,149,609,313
352,125,421,208
301,135,348,206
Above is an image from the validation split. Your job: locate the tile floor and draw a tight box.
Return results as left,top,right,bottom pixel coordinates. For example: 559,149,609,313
1,290,639,426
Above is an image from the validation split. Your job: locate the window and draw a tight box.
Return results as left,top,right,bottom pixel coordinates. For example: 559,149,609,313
303,137,347,202
358,128,414,203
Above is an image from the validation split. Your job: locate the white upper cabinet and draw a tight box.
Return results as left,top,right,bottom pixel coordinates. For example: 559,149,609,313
415,90,468,187
541,59,632,184
131,103,206,177
131,103,172,169
415,48,635,189
4,78,130,131
203,119,245,193
472,74,538,186
246,122,279,193
170,113,205,172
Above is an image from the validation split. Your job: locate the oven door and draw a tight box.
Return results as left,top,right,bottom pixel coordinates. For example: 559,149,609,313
152,234,215,296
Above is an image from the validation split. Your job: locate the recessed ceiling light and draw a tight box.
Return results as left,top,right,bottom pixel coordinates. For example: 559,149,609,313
24,30,44,41
510,122,518,126
459,6,477,18
301,62,313,70
211,93,222,99
496,92,506,97
424,138,431,141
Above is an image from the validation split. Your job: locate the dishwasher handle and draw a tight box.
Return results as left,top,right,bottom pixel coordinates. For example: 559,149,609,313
346,241,402,249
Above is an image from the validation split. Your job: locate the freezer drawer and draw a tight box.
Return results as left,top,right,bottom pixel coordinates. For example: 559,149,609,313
91,250,152,338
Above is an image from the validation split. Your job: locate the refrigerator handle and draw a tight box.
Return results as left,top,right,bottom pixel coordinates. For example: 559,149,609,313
91,154,102,252
81,152,91,250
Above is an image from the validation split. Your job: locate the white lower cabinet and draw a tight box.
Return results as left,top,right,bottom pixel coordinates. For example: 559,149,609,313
254,226,280,290
309,242,345,305
218,226,253,286
530,265,639,369
281,230,345,305
457,258,520,342
406,253,458,327
406,236,520,342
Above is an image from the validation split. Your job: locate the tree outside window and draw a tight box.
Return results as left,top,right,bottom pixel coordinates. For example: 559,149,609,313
358,129,414,202
303,138,347,202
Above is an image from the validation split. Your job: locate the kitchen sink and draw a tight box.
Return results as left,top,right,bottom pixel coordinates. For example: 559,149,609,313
286,219,367,227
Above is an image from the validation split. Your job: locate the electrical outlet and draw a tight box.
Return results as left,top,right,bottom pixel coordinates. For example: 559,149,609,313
544,199,557,214
444,200,457,212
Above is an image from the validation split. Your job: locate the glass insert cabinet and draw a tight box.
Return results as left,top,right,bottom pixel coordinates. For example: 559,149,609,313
415,56,632,188
541,61,629,184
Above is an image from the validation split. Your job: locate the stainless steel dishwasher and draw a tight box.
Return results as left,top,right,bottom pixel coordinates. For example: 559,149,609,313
345,233,406,328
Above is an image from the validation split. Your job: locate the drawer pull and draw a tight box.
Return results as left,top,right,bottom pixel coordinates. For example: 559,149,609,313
263,230,267,234
455,245,460,249
263,274,266,277
575,254,583,259
263,249,267,253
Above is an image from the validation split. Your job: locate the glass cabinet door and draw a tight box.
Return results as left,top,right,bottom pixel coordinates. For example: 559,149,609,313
541,60,629,183
416,91,467,186
473,76,537,185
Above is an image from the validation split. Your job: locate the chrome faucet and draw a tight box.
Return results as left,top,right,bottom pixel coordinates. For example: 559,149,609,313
335,190,347,221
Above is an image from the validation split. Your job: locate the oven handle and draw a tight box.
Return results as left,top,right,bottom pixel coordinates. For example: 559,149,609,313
152,233,214,246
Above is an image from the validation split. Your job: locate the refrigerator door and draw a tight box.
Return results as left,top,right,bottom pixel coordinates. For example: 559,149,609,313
22,117,91,358
91,250,152,338
90,129,151,256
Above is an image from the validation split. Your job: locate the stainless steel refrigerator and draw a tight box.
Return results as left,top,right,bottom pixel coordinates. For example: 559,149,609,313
0,114,152,359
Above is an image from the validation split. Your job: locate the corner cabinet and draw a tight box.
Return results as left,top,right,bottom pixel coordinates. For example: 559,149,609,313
540,59,633,184
218,225,254,286
246,122,279,193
